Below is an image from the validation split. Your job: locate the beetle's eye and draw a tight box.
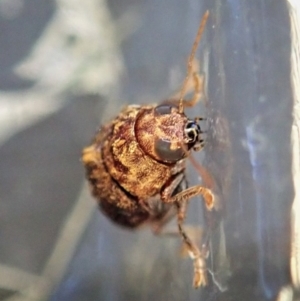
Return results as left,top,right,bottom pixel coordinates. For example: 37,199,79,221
154,105,174,116
155,139,184,163
185,121,200,143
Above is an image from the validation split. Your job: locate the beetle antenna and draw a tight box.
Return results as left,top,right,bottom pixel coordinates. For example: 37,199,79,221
178,10,209,114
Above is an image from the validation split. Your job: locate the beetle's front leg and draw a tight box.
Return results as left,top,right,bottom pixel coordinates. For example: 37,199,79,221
150,173,185,234
165,185,215,211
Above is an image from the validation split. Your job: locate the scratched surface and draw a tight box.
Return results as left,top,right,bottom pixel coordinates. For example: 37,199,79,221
0,0,293,301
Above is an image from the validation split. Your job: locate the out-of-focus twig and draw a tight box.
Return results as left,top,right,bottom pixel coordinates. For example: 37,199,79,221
0,0,125,148
5,184,96,301
0,0,125,299
0,264,40,292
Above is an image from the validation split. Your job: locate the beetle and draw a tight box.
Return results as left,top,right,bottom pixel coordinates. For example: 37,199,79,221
82,11,215,288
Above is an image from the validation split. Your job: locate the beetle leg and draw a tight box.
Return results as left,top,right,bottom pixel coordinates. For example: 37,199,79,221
139,199,151,213
181,71,204,108
171,59,204,108
140,171,186,227
164,185,215,211
151,173,186,234
170,159,186,175
175,200,209,287
172,74,203,107
152,203,209,288
160,184,215,287
160,173,185,204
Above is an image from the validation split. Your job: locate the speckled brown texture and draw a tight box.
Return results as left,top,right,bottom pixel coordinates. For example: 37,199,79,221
82,12,217,288
82,104,188,228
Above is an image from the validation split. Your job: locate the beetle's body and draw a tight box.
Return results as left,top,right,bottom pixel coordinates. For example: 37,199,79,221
82,104,190,228
82,11,215,288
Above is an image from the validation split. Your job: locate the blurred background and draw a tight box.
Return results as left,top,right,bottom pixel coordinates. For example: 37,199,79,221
0,0,296,300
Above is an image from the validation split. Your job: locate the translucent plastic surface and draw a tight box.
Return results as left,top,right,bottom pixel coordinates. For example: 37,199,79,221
0,1,294,301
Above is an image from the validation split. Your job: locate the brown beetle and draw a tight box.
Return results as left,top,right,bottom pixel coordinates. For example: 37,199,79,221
82,11,215,288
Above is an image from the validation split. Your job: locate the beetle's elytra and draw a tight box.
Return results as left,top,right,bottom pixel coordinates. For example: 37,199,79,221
82,11,215,288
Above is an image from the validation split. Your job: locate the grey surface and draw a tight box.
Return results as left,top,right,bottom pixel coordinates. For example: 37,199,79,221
0,0,294,301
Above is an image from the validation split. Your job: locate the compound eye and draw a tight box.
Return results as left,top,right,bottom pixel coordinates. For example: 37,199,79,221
154,105,174,116
155,139,184,163
185,121,200,143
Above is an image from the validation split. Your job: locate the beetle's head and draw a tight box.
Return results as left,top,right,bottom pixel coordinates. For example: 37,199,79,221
135,104,205,164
